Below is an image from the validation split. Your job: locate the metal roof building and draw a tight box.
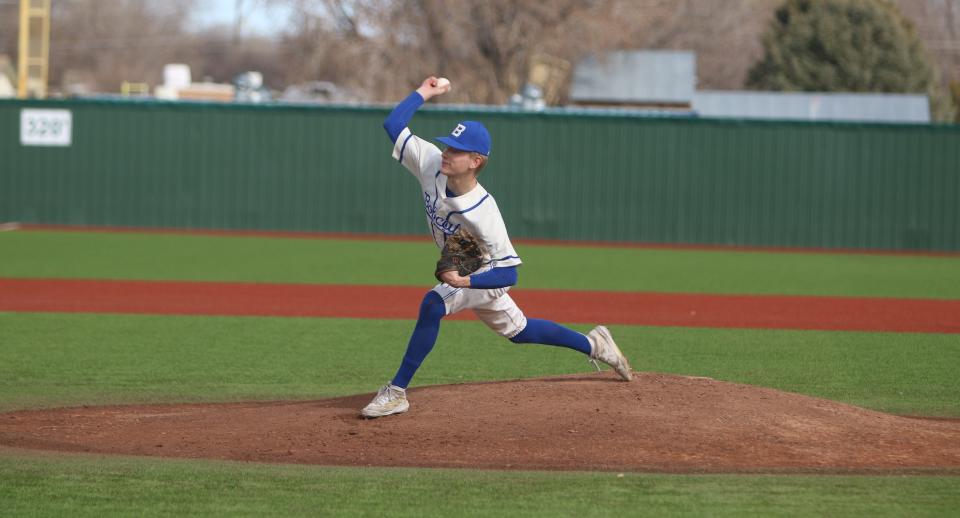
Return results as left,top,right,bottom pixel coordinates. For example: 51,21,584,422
568,50,932,123
693,91,931,123
569,50,696,107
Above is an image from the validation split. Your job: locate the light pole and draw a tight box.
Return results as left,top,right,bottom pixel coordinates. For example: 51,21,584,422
16,0,50,98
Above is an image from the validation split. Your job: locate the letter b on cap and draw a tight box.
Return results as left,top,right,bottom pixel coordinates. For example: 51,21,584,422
451,124,466,137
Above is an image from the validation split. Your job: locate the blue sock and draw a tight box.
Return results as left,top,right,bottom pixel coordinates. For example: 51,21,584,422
510,318,592,355
391,291,446,388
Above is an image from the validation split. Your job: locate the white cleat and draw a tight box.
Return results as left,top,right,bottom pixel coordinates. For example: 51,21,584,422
587,326,633,381
360,384,410,418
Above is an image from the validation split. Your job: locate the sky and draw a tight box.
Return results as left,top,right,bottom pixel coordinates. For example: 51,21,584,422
193,0,291,36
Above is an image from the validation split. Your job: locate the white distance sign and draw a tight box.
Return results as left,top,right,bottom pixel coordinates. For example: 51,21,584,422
20,109,73,146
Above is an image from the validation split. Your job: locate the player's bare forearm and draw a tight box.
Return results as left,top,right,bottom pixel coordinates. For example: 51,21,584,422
416,76,451,101
439,270,470,288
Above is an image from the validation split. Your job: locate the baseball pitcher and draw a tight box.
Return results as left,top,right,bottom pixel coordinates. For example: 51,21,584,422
361,76,633,418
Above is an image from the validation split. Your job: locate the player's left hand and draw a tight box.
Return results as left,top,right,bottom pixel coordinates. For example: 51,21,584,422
416,76,451,101
439,270,471,288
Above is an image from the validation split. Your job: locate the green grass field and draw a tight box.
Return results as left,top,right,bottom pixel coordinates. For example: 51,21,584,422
2,313,959,416
4,230,960,297
2,229,959,516
2,451,958,518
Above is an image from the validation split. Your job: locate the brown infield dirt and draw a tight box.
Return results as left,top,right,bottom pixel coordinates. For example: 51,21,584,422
3,278,960,333
2,275,960,473
2,373,960,474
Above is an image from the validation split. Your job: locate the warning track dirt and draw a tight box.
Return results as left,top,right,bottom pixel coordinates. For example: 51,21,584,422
2,278,958,333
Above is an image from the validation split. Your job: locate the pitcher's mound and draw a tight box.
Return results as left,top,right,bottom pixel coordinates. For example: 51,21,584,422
2,372,959,473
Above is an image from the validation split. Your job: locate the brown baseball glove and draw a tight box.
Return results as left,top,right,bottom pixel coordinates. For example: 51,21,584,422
435,228,485,282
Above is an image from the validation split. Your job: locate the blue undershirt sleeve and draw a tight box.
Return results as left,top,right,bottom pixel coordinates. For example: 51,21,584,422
469,266,518,289
383,91,425,143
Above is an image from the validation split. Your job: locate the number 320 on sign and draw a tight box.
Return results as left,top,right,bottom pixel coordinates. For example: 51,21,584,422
20,109,72,147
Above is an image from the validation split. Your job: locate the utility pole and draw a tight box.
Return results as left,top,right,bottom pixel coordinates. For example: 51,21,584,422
17,0,50,98
233,0,245,45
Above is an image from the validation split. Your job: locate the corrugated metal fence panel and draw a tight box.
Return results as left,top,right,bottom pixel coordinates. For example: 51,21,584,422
1,100,429,235
467,111,959,251
2,99,958,250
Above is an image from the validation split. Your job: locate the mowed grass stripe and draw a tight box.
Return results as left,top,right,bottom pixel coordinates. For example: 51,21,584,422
1,312,957,416
2,453,959,518
3,230,960,298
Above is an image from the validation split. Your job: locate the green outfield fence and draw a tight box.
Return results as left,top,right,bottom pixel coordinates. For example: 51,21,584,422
2,98,958,250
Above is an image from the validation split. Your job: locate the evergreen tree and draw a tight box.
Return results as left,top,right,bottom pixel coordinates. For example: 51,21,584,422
747,0,954,121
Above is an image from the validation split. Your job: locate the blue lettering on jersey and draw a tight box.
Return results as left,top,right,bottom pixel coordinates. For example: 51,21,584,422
424,192,460,235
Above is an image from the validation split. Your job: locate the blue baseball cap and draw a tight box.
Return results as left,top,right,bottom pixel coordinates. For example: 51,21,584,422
435,120,491,156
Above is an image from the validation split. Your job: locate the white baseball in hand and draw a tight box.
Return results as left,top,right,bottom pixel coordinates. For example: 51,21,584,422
436,77,451,90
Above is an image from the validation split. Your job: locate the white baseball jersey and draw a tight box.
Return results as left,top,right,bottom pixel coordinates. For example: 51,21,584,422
391,127,522,272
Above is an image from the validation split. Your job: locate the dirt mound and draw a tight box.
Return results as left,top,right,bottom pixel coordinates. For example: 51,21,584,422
2,373,959,473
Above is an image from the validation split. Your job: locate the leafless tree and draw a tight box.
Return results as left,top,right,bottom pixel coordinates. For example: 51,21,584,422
615,0,781,90
0,1,19,64
3,0,956,104
43,0,198,93
266,0,786,102
897,0,960,85
269,0,648,103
